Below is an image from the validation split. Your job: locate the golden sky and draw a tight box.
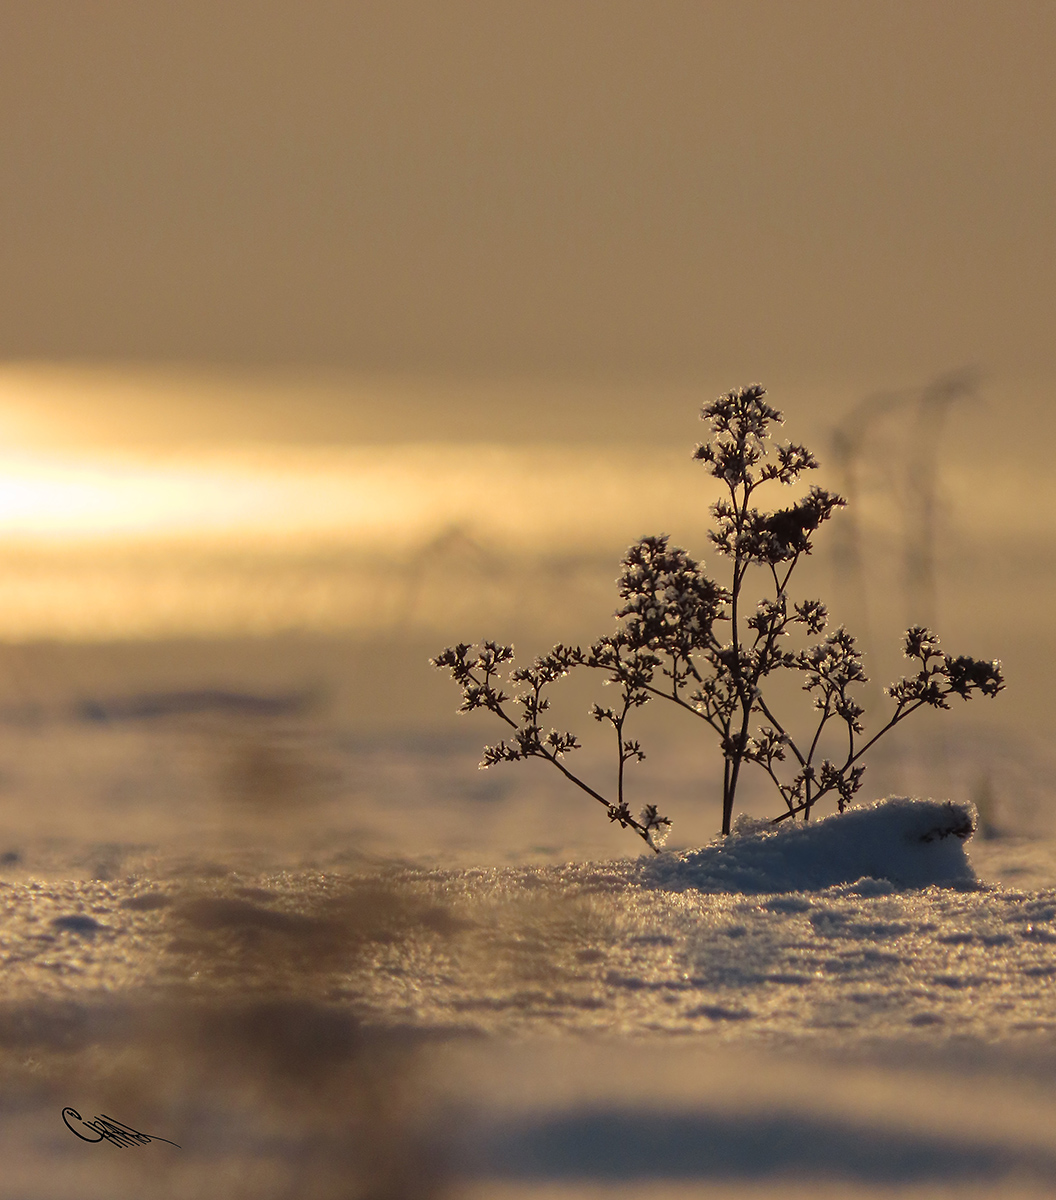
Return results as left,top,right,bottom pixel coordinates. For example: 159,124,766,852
1,1,1053,382
0,2,1048,683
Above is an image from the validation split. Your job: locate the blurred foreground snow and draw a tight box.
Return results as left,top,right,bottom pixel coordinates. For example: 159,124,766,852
3,794,1056,1197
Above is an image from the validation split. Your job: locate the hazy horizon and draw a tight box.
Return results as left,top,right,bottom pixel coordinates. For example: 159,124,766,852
0,362,1038,749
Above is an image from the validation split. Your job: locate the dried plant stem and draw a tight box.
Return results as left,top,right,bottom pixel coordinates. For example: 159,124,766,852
434,385,1004,846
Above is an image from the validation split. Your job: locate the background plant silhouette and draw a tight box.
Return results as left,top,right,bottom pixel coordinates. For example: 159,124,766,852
434,385,1003,850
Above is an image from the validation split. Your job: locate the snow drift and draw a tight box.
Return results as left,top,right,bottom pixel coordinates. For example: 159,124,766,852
648,797,979,894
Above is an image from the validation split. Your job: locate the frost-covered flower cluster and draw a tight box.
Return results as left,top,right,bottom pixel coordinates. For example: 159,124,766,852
433,385,1004,849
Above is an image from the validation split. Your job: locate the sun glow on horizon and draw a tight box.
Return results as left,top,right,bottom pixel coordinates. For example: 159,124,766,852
0,365,1040,643
0,444,714,552
0,450,406,545
0,442,713,640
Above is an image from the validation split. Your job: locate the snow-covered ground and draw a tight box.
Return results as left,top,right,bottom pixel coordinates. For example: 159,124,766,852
5,775,1056,1199
0,627,1048,1199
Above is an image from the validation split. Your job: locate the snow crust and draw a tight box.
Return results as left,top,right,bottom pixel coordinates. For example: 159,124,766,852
7,819,1056,1198
649,797,979,894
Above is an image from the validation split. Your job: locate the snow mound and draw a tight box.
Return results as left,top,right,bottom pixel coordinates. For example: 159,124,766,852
647,797,979,894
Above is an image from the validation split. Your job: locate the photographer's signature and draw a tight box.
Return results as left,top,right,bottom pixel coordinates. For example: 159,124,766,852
62,1107,181,1149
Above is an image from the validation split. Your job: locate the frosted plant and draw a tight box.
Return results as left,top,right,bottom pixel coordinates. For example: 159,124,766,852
433,385,1003,849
